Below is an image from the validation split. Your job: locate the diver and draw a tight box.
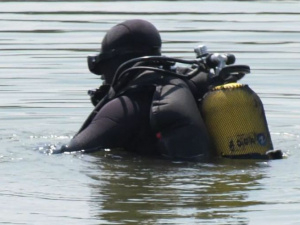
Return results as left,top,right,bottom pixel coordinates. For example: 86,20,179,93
57,19,214,160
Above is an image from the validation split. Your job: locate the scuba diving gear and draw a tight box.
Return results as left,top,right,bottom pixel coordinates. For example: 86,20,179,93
88,84,110,106
100,19,161,53
194,45,239,79
87,47,161,76
205,53,236,71
149,75,211,159
110,56,205,93
88,19,162,76
197,46,282,159
70,54,214,159
201,83,274,159
64,40,282,160
194,45,235,75
194,45,209,58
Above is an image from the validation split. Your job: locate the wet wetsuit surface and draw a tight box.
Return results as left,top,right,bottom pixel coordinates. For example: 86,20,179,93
64,69,211,159
66,87,159,154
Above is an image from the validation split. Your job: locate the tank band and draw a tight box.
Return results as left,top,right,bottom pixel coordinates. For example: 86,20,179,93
212,82,244,91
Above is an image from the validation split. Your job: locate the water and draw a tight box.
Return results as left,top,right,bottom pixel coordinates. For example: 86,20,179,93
1,1,300,224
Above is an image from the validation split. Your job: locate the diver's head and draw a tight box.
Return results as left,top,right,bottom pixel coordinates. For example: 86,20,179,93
87,19,162,83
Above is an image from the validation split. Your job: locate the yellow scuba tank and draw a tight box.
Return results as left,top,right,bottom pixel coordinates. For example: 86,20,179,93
201,82,273,158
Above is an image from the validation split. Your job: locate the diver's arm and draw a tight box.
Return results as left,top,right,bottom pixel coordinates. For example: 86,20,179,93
57,94,145,154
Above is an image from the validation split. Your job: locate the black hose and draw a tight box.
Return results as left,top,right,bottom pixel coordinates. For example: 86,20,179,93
111,56,201,87
113,65,202,93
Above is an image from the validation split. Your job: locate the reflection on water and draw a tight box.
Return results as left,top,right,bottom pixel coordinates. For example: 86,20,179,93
1,1,300,224
87,153,266,224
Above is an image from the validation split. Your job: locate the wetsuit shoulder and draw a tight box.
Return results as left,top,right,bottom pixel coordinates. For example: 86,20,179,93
64,84,157,154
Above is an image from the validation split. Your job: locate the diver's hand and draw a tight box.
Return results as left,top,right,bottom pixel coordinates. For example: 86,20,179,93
49,145,69,154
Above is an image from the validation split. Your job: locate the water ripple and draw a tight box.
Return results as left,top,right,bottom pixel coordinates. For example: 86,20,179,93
1,1,300,224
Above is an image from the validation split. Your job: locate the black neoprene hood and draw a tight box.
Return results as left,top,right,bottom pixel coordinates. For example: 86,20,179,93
88,19,162,75
101,19,162,54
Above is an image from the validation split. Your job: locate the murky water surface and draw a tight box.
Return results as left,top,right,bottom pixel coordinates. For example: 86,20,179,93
1,1,300,224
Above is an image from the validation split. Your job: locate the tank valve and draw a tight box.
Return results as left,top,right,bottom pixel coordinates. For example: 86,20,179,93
194,45,208,58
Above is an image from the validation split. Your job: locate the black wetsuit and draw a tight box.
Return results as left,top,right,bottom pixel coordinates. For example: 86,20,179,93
66,85,159,155
63,69,212,159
